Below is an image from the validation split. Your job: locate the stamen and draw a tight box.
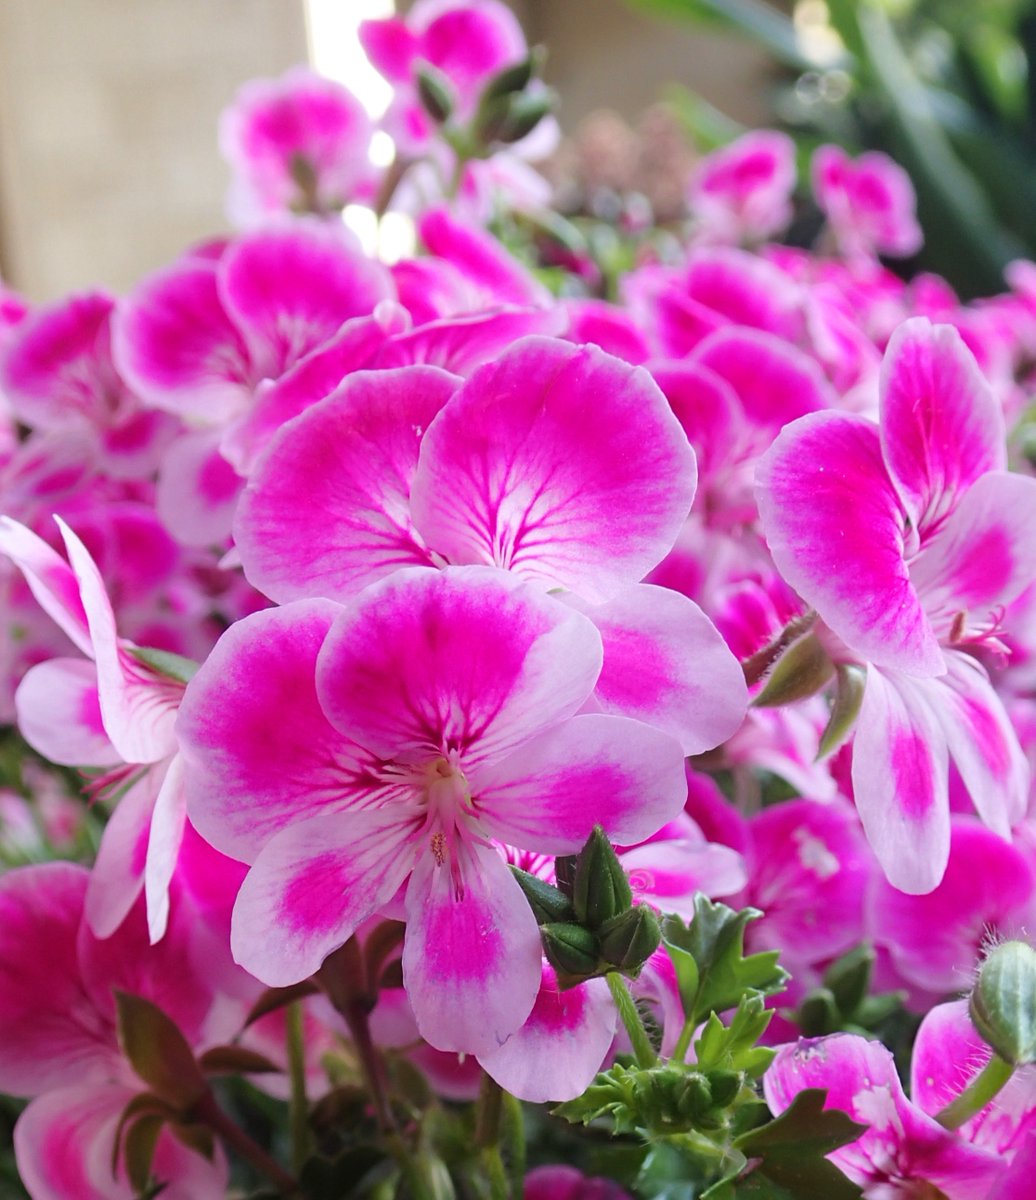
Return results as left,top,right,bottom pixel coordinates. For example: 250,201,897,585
431,830,447,865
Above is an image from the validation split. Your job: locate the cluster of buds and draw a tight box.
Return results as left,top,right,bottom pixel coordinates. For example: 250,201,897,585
511,827,662,987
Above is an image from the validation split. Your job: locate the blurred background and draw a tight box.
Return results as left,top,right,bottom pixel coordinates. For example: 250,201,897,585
0,0,777,299
4,0,1036,301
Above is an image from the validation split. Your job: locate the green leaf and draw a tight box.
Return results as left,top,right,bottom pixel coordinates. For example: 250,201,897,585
693,993,775,1078
731,1089,866,1199
115,991,207,1111
125,646,199,684
662,897,788,1025
123,1113,166,1195
244,981,319,1027
197,1044,282,1076
817,665,866,760
626,0,822,71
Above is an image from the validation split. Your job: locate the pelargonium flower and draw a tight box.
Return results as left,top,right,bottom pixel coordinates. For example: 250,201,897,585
764,1000,1036,1198
360,0,528,156
219,66,376,226
813,144,923,262
688,130,797,245
757,317,1036,890
0,515,189,940
234,336,748,756
179,566,687,1056
0,862,240,1199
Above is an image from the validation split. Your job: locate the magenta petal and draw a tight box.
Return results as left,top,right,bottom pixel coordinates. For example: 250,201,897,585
479,967,616,1102
231,810,417,986
113,257,252,421
410,337,697,601
57,517,179,764
0,864,116,1096
16,1083,229,1200
236,366,458,603
416,208,546,309
219,224,393,378
935,651,1029,834
85,769,157,938
910,472,1036,634
143,755,188,944
565,585,747,755
16,658,115,766
156,431,243,548
764,1035,1004,1197
880,318,1006,532
373,306,566,374
756,412,943,675
852,666,950,893
178,599,365,862
14,1084,136,1200
692,326,833,433
317,566,603,767
472,713,686,852
403,841,541,1055
871,819,1036,994
0,517,92,655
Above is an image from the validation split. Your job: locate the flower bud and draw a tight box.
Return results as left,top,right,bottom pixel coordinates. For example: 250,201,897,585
416,62,456,125
510,865,576,925
754,632,834,707
540,922,600,980
479,51,540,103
495,91,554,145
676,1072,712,1120
553,854,578,901
574,826,632,929
598,906,661,975
969,940,1036,1066
706,1068,742,1108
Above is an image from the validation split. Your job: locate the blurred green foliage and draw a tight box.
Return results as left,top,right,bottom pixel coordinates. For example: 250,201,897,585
628,0,1036,297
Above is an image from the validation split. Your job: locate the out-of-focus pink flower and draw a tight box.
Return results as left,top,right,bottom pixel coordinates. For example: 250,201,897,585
689,130,797,244
524,1165,633,1200
219,66,376,226
813,144,923,261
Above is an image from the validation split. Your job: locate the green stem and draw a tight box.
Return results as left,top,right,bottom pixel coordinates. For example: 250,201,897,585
672,1015,696,1066
935,1053,1015,1130
285,1000,312,1174
192,1092,299,1196
475,1071,504,1148
607,972,656,1068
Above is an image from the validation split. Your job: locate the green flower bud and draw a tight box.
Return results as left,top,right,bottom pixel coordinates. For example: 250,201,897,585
676,1072,712,1120
540,922,600,980
573,826,632,928
495,91,555,145
598,906,661,975
416,61,456,125
553,854,578,901
706,1068,742,1108
509,866,576,925
969,940,1036,1066
479,51,539,103
753,632,834,707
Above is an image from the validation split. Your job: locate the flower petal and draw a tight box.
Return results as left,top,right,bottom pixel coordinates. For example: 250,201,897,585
178,599,365,862
410,337,697,601
15,658,115,766
479,967,616,1102
402,841,541,1056
316,566,603,767
0,517,92,656
231,809,417,986
0,864,116,1096
236,366,458,603
156,431,243,548
84,768,157,938
852,666,950,893
473,713,686,852
880,318,1006,532
564,585,748,755
757,412,943,676
143,754,188,944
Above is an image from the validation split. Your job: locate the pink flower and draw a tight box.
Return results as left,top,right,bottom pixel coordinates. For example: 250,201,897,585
813,144,923,261
0,862,239,1199
219,66,376,226
360,0,528,156
689,130,797,244
179,566,687,1055
757,318,1036,891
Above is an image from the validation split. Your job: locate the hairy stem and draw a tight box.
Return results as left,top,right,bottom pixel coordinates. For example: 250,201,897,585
607,972,656,1069
935,1053,1015,1130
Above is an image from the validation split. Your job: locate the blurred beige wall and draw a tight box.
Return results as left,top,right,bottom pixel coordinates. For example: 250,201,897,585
0,0,308,301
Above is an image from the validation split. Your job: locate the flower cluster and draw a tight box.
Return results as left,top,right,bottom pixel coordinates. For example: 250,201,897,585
1,3,1035,1197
